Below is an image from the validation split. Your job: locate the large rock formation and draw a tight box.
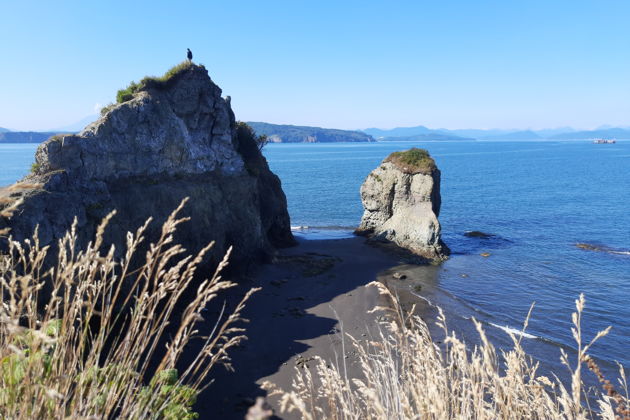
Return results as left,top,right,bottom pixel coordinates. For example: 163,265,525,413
0,63,295,270
356,148,448,262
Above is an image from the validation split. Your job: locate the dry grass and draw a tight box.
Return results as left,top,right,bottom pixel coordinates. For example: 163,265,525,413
0,198,257,419
266,282,629,420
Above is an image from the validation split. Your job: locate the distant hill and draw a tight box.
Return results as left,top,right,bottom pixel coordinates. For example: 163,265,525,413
362,126,471,140
381,133,472,141
362,125,434,138
361,125,594,140
0,132,56,143
438,128,515,138
550,128,630,140
479,130,542,140
247,122,374,143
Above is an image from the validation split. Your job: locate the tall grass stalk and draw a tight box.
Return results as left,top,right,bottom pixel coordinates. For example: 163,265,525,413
0,198,257,419
266,282,629,420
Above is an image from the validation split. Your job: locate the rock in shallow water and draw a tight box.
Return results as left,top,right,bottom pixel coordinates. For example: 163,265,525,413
355,148,448,262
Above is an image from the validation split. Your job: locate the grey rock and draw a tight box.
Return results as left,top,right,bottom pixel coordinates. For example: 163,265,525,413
0,64,295,273
356,156,448,262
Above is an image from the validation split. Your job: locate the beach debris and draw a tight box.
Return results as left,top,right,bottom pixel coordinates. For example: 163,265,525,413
245,397,273,420
295,354,315,369
392,272,407,280
480,252,491,257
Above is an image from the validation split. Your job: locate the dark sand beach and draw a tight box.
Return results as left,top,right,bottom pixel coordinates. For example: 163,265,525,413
195,235,438,419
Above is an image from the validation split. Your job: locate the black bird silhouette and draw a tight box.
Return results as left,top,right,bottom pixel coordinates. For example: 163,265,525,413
187,48,193,62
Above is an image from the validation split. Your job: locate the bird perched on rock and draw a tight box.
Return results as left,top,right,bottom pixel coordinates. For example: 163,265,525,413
187,48,193,62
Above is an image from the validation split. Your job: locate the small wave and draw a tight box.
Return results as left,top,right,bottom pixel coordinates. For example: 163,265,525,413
410,291,437,308
489,322,538,339
291,225,356,231
291,226,356,240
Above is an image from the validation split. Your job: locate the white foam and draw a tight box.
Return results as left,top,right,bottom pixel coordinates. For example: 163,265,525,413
489,322,538,339
410,291,437,308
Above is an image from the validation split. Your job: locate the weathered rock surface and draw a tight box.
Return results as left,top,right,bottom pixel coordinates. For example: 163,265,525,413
0,63,295,271
356,149,448,262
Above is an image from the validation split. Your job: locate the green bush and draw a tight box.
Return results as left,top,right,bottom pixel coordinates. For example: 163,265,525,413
115,61,196,104
385,147,436,174
116,81,140,103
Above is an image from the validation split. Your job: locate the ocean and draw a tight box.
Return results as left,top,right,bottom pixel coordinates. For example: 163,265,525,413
261,140,630,377
1,140,629,377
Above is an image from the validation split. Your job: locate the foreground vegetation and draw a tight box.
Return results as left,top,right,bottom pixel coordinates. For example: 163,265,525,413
268,282,629,420
2,195,629,419
0,199,256,419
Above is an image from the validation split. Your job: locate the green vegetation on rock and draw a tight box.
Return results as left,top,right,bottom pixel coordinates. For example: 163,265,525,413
385,147,436,174
116,61,196,104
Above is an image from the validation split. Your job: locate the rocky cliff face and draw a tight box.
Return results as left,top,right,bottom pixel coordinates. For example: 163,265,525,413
356,148,448,262
0,63,295,270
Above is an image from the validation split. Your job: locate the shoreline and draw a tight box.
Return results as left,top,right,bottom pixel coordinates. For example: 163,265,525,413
195,233,620,419
196,234,438,419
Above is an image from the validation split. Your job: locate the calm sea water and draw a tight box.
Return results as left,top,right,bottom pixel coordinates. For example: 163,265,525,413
1,140,628,375
262,140,630,374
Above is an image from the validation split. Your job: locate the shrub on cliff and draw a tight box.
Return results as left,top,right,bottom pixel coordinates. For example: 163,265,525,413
386,147,436,174
267,284,629,419
116,80,140,103
0,199,257,419
115,61,196,104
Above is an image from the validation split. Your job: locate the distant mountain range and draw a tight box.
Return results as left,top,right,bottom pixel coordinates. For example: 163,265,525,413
247,122,374,143
360,125,630,141
2,118,630,144
548,127,630,140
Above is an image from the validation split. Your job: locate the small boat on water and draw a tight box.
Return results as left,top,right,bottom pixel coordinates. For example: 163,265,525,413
592,138,616,144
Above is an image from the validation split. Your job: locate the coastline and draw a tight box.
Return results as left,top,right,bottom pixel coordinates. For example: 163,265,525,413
195,234,438,419
195,232,619,419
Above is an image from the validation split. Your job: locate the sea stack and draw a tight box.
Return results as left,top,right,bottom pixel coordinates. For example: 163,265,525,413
356,148,448,262
0,62,295,270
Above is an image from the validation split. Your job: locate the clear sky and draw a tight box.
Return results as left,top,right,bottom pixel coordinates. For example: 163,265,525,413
1,0,629,131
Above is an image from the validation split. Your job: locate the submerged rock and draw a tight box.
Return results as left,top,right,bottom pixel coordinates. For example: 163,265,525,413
464,230,495,239
576,243,630,256
356,148,448,262
0,63,295,271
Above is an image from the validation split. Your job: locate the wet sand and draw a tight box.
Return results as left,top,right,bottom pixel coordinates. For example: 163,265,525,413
195,235,438,419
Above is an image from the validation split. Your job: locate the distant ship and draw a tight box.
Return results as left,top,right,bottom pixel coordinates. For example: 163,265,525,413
592,138,616,144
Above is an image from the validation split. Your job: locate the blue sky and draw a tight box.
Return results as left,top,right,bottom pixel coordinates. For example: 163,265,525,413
1,0,629,131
